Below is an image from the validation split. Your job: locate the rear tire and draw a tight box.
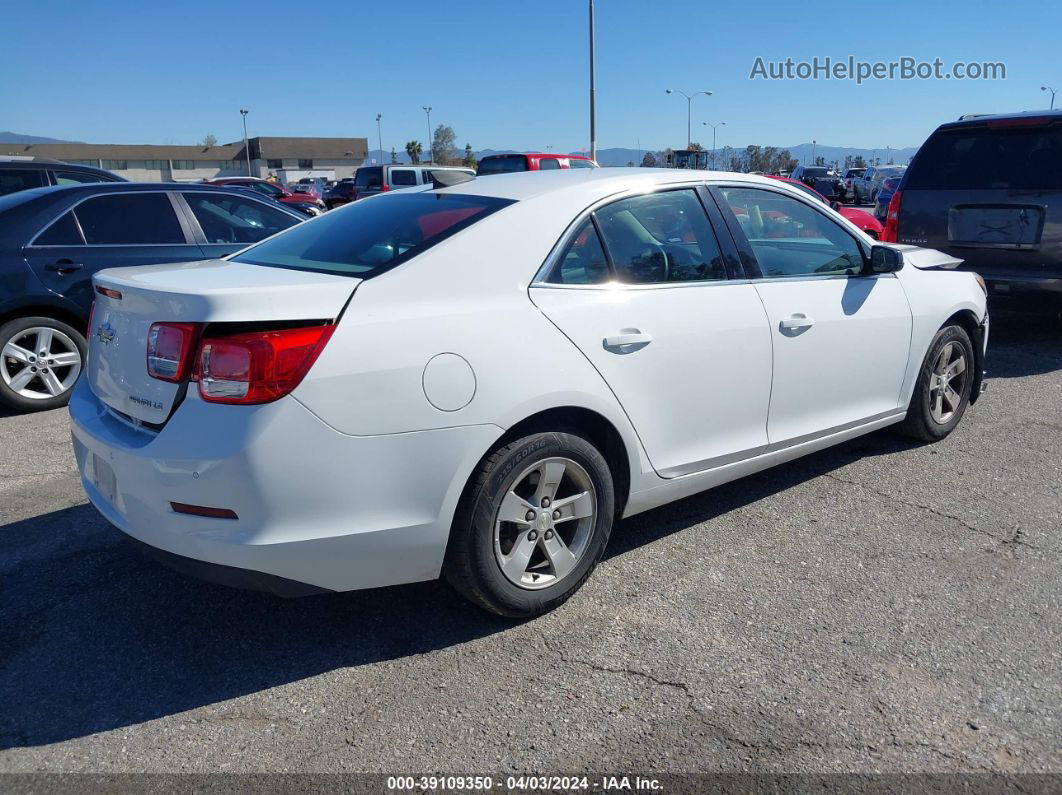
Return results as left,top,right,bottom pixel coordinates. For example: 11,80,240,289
897,324,975,442
0,316,86,413
444,431,615,618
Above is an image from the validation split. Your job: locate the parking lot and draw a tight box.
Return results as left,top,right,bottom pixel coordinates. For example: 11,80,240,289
0,308,1058,776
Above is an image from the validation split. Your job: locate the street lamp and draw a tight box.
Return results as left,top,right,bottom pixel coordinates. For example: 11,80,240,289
589,0,596,162
666,88,712,149
375,114,383,160
239,108,251,176
811,139,817,165
422,106,432,163
702,121,725,169
1042,85,1057,110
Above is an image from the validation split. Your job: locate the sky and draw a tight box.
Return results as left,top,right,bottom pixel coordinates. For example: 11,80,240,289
3,0,1059,154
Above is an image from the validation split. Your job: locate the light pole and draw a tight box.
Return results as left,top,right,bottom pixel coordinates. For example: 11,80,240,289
811,139,817,165
239,108,251,176
375,114,383,160
589,0,596,162
422,106,432,163
703,121,725,169
1042,85,1057,110
666,88,712,149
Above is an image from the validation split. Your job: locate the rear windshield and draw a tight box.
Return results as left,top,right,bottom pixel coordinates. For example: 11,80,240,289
906,123,1062,190
354,166,383,188
802,167,828,178
232,193,514,278
477,155,528,175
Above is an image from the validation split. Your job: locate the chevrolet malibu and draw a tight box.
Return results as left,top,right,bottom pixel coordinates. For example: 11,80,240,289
70,169,989,617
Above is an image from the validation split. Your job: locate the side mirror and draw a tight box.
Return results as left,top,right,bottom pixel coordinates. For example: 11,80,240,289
869,245,904,274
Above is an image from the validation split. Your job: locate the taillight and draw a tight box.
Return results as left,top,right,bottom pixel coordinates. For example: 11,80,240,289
147,322,201,382
191,324,334,404
381,184,389,192
881,189,903,243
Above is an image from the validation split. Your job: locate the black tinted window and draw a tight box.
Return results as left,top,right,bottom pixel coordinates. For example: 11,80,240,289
0,168,47,196
34,212,83,245
354,167,383,188
539,158,561,170
390,169,417,186
75,193,186,244
568,158,595,169
477,156,528,175
549,219,609,285
906,123,1062,190
233,193,514,278
54,170,109,185
595,190,727,283
185,193,299,244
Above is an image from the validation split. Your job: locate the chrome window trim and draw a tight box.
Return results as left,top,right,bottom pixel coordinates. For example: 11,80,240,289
530,180,736,287
26,189,198,248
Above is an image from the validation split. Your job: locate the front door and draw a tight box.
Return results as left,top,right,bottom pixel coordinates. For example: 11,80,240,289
530,188,773,477
712,185,912,446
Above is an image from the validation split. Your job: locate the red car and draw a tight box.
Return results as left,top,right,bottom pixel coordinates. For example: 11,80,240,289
476,153,598,176
766,175,883,238
203,177,325,209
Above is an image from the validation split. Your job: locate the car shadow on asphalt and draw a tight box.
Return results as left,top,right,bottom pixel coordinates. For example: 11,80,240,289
0,430,923,750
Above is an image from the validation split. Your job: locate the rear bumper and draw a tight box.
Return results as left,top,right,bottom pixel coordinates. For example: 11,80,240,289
982,274,1062,297
69,379,501,593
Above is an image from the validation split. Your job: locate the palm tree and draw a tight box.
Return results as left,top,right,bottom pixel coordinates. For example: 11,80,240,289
405,140,422,165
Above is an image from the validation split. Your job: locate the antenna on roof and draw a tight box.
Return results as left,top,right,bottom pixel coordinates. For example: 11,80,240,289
431,170,475,190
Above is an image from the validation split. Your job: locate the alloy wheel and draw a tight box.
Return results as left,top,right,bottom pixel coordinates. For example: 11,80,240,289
1,326,82,400
493,457,597,590
929,341,967,424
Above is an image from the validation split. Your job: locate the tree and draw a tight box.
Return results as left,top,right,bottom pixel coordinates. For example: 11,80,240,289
431,124,456,165
390,147,398,164
688,142,704,152
405,140,422,165
814,156,825,166
462,143,476,168
201,134,218,148
853,155,866,168
640,152,657,167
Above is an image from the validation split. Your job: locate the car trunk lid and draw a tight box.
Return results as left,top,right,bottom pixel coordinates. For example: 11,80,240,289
88,259,358,424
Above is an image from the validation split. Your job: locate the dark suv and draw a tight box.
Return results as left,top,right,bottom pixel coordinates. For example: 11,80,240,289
0,182,303,412
885,111,1062,305
0,158,124,196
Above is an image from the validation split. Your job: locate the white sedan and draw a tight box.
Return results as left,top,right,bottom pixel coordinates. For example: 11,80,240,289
70,169,988,617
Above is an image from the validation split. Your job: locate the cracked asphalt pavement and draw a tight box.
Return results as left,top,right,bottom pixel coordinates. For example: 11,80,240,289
1,308,1059,776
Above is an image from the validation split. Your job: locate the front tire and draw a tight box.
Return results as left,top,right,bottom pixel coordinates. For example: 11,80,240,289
897,324,975,442
445,431,616,618
0,316,86,413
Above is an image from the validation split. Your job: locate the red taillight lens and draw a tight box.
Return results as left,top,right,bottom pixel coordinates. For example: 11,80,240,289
191,324,334,404
881,189,903,243
147,322,201,382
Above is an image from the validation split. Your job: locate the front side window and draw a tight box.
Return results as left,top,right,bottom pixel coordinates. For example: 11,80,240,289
233,193,513,278
390,169,417,186
184,193,299,244
594,190,727,283
567,158,595,169
0,168,47,196
33,211,84,246
538,158,561,170
74,193,186,245
717,187,864,278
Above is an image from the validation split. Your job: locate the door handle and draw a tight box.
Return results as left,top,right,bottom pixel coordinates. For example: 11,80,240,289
603,330,653,350
779,313,814,330
44,260,84,275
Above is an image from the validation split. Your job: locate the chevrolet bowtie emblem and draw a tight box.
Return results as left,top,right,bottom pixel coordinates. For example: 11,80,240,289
96,323,116,345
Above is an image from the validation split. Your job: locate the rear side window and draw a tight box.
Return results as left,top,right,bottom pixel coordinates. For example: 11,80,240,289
477,155,528,175
184,193,299,244
354,167,383,188
539,158,561,170
0,168,47,196
74,193,186,244
233,193,514,278
54,170,110,185
906,124,1062,190
390,169,417,186
550,219,610,285
34,212,84,246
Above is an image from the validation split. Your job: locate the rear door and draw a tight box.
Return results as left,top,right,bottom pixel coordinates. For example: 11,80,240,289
22,191,201,313
898,118,1062,287
712,184,911,446
176,191,302,259
529,187,773,477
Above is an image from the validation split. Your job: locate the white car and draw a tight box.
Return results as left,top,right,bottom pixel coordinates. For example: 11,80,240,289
70,169,988,617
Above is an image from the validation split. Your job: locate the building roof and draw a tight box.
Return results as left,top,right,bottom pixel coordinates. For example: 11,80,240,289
0,136,367,161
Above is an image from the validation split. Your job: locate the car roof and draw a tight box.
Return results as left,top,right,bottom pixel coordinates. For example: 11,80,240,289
431,167,776,202
0,159,119,177
939,109,1062,130
11,181,285,200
